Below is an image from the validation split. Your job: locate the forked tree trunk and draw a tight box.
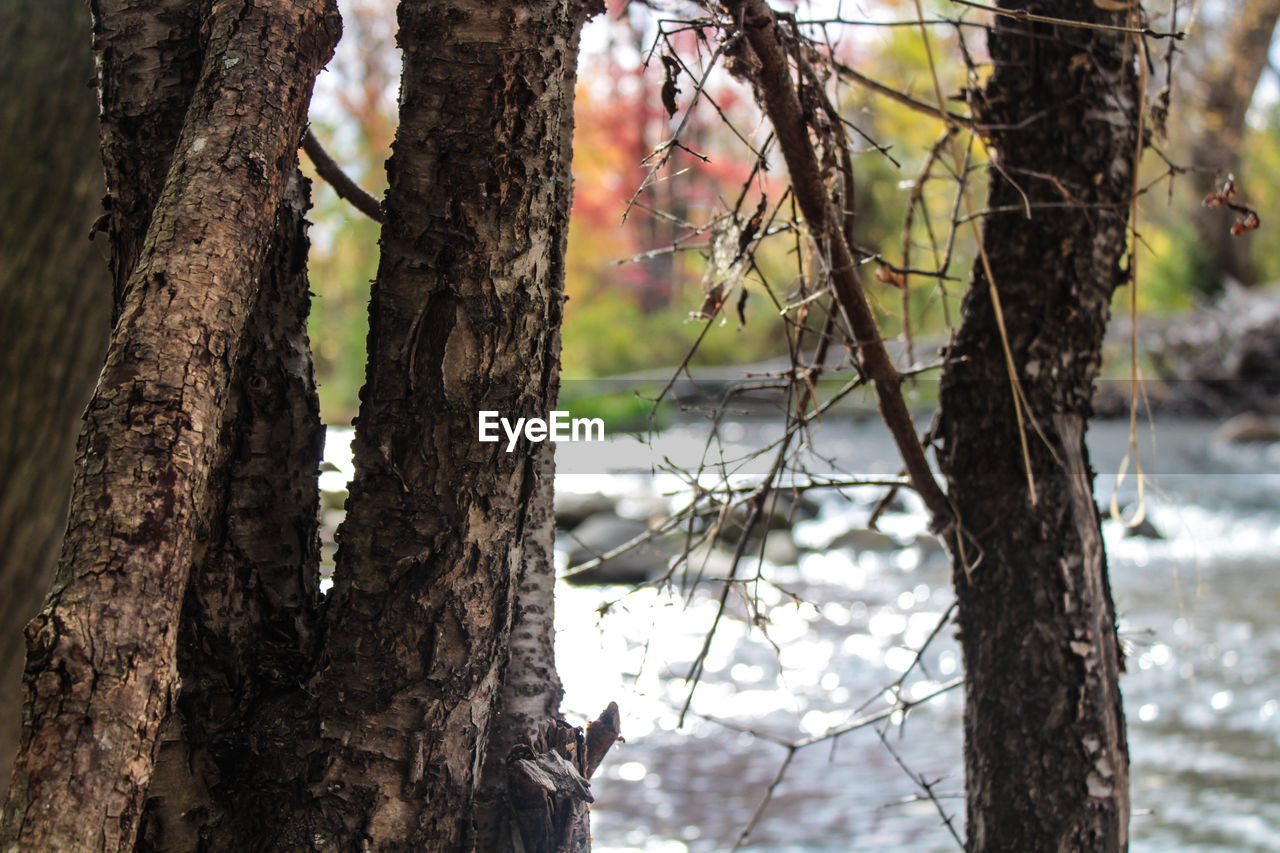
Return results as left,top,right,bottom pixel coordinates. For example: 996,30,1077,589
0,0,112,787
0,1,340,847
68,3,331,848
936,3,1137,849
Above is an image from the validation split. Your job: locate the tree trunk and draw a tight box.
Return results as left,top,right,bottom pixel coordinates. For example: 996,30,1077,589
0,0,113,788
474,443,567,852
473,441,621,853
284,2,597,847
67,4,330,848
89,0,205,318
137,170,327,853
472,8,617,846
1188,0,1280,289
936,4,1136,850
0,1,340,848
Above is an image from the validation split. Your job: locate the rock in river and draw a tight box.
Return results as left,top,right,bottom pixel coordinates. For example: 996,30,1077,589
561,512,673,586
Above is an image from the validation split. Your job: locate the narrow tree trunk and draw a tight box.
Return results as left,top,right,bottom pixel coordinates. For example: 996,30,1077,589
472,7,618,845
1188,0,1280,289
0,0,112,788
473,442,622,853
936,4,1136,849
0,1,339,847
287,1,596,848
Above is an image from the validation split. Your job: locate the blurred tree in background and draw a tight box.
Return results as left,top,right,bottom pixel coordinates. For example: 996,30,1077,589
303,0,1280,428
0,0,112,786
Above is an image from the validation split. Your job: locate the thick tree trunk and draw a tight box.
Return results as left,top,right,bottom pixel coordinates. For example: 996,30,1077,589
0,1,340,848
1188,0,1280,289
81,4,330,848
936,4,1136,850
283,2,596,848
0,0,113,788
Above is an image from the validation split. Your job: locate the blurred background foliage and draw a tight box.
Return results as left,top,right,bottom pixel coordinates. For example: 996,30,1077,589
304,0,1280,424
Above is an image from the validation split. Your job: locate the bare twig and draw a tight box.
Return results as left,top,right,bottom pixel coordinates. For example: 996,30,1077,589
831,58,974,129
875,729,964,848
302,129,385,223
948,0,1184,39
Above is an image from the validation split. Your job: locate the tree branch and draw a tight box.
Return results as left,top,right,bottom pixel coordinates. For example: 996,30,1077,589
831,58,974,129
302,128,385,223
723,0,953,531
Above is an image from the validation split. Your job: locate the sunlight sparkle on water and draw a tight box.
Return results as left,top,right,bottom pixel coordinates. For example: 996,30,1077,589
883,646,916,673
617,761,648,782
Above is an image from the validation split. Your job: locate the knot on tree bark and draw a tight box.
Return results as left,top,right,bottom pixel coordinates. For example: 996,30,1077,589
507,702,620,853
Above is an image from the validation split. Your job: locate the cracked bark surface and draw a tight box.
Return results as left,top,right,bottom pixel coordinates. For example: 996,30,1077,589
137,171,327,853
290,3,597,848
67,2,330,849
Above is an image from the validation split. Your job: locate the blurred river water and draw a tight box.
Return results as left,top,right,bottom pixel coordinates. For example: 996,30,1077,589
323,416,1280,851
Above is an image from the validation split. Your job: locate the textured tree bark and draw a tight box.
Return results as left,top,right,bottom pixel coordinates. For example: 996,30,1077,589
470,7,618,845
474,443,567,852
286,1,597,848
0,0,113,788
1187,0,1280,289
137,171,327,853
78,4,330,849
0,0,340,848
935,3,1136,849
88,0,205,319
472,443,620,853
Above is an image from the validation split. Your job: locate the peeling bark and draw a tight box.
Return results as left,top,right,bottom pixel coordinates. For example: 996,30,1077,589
936,3,1135,849
505,703,621,853
0,1,340,848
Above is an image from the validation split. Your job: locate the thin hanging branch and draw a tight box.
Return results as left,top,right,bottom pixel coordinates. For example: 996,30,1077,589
721,0,953,532
302,128,385,223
